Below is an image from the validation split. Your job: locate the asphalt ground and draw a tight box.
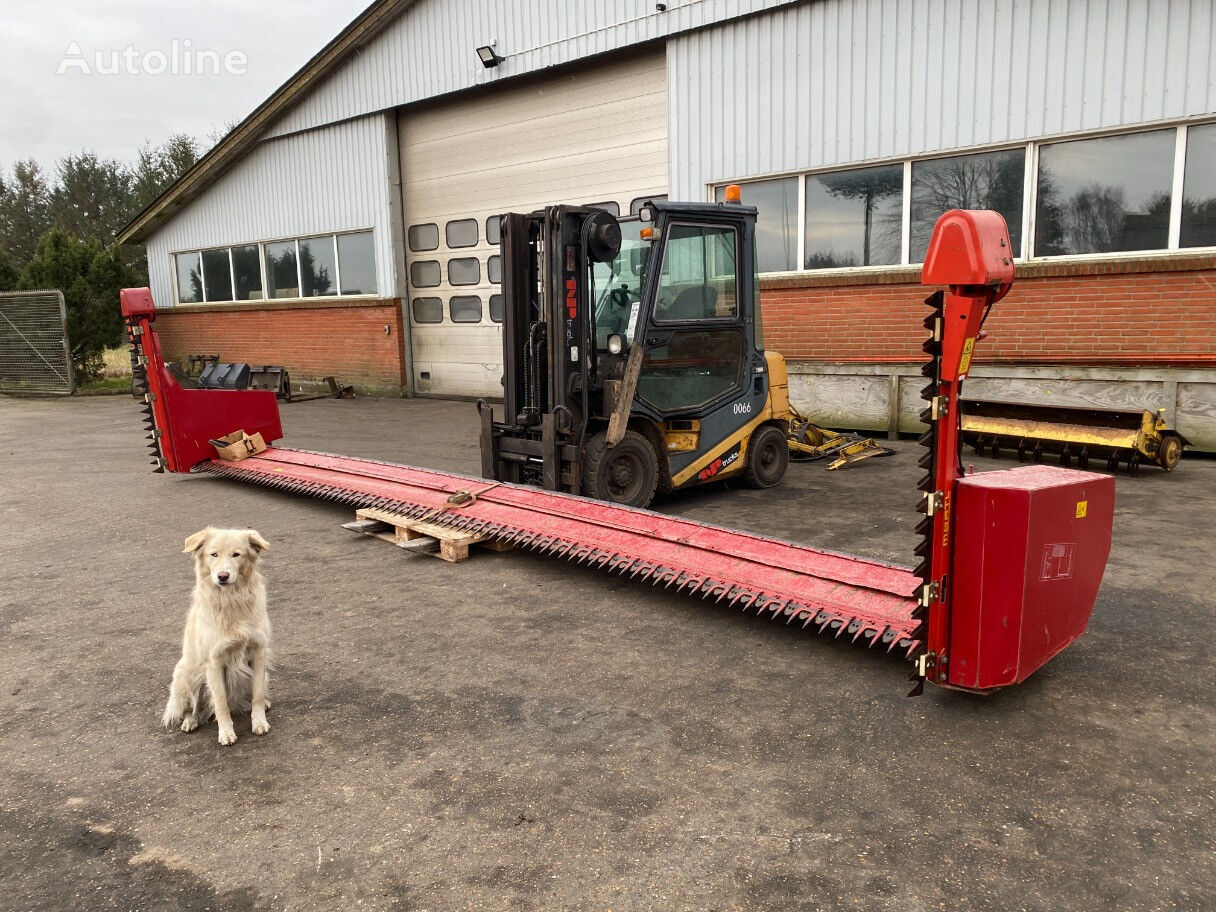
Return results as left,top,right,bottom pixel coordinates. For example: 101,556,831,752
0,394,1212,912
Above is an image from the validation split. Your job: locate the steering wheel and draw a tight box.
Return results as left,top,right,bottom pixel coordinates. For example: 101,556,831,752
609,285,635,309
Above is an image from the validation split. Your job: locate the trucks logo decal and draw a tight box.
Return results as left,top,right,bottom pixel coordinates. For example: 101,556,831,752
698,442,741,481
565,277,578,320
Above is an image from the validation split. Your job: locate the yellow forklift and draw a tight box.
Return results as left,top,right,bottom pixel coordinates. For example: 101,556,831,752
478,187,795,508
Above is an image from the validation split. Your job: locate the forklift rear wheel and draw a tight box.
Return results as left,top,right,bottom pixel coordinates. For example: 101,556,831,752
743,424,790,488
583,430,659,508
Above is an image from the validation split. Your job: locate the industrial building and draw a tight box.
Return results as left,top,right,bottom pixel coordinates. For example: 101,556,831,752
118,0,1216,449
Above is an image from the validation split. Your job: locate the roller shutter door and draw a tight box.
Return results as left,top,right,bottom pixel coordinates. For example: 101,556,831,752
399,49,668,397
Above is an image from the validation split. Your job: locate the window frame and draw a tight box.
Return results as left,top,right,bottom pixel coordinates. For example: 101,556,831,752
710,118,1216,276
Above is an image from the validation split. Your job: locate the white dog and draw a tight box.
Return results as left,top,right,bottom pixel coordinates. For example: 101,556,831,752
161,528,272,746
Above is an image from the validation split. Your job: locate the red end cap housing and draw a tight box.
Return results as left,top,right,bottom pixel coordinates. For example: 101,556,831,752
120,287,157,319
949,465,1114,690
921,209,1015,288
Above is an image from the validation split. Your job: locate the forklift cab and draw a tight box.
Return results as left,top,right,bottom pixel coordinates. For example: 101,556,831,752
480,191,791,508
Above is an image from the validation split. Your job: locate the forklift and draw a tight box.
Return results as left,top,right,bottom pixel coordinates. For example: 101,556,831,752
478,186,792,508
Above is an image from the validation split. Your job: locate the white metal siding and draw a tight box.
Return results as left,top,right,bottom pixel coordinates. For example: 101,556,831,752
145,114,398,306
264,0,799,140
668,0,1216,198
401,50,669,397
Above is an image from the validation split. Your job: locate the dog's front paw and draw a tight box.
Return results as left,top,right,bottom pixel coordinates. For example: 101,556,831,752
217,726,238,746
180,714,199,733
251,715,270,736
161,707,182,730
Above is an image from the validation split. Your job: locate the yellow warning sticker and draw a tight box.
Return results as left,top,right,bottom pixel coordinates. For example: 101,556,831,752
1075,500,1088,518
958,338,975,375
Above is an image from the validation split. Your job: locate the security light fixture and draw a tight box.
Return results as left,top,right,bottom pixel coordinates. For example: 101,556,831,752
476,43,503,68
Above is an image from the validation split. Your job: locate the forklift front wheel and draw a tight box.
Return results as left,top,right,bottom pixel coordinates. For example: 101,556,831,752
582,430,659,509
743,424,790,488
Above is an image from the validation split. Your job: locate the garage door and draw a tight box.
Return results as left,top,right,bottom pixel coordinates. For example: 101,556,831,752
399,49,668,397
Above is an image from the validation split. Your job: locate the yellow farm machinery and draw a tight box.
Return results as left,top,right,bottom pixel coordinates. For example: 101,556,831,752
961,399,1187,474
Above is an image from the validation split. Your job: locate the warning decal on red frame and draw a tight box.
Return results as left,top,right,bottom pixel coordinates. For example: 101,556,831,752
1041,542,1076,581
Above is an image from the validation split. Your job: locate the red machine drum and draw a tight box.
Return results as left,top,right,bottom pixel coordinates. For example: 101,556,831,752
949,465,1115,691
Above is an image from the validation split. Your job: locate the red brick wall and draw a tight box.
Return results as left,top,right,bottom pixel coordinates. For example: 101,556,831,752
155,299,406,389
761,254,1216,366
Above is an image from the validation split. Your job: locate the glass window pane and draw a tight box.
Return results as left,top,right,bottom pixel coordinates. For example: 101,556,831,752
264,241,299,299
410,260,441,288
489,293,504,323
448,257,480,286
232,245,263,300
449,294,482,323
408,224,438,251
638,328,743,414
1181,123,1216,248
805,164,903,268
201,248,233,302
631,195,667,216
486,215,501,246
1035,130,1173,256
716,178,797,273
174,252,203,303
446,219,478,248
584,201,620,216
654,224,738,322
488,254,501,284
337,231,376,295
411,296,442,323
911,148,1025,262
298,235,337,297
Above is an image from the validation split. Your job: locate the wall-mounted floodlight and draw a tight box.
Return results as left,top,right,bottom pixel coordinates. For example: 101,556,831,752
476,42,503,68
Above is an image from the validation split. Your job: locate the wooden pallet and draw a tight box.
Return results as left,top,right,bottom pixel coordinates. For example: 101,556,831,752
342,507,511,563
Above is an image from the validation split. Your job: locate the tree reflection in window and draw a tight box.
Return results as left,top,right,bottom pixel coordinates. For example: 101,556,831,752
911,148,1024,262
805,165,902,268
1035,131,1173,256
298,236,336,297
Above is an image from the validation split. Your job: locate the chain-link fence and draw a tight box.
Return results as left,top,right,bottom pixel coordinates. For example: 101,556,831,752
0,290,76,394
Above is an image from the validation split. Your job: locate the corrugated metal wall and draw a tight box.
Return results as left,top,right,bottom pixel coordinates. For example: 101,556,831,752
264,0,799,140
146,114,398,306
668,0,1216,197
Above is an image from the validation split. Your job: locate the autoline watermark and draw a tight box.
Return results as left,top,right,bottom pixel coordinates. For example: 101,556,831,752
57,40,247,76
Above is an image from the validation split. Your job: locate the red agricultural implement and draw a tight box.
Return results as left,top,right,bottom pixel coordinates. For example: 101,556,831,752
123,210,1114,693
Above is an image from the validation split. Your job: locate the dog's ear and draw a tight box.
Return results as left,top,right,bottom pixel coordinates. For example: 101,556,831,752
246,530,270,554
183,529,210,554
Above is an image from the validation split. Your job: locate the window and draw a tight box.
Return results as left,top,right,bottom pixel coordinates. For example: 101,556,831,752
638,328,744,414
337,231,376,295
489,293,504,323
448,257,480,286
1181,123,1216,248
412,297,442,323
410,260,441,288
911,148,1025,262
654,224,738,322
232,245,263,300
449,295,482,323
297,235,337,296
715,178,797,273
805,164,903,268
446,219,478,248
175,252,202,303
264,241,298,299
201,248,233,302
486,216,501,246
1035,130,1173,256
584,201,620,216
408,224,439,251
487,254,501,284
630,195,667,216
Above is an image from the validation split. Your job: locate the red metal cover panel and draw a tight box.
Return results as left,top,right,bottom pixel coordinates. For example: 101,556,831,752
949,465,1114,690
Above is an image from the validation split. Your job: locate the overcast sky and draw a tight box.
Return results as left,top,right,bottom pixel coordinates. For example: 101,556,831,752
0,0,370,175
